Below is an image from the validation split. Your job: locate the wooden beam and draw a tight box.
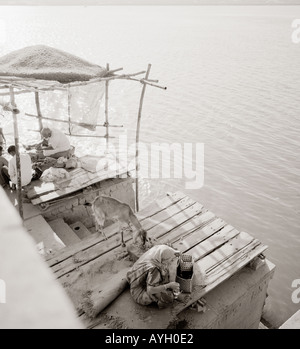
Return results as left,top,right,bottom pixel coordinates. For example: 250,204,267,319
197,231,255,273
172,224,236,254
158,213,222,246
204,241,268,285
135,191,186,220
159,213,221,246
140,196,196,231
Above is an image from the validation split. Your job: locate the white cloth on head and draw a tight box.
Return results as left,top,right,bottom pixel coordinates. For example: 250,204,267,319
8,153,32,186
43,128,70,157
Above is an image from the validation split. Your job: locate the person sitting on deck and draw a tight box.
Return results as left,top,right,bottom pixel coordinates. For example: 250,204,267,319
1,145,32,188
39,127,71,159
0,146,8,187
126,244,185,308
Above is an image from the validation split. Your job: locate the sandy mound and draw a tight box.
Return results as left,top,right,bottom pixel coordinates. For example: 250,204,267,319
0,45,107,83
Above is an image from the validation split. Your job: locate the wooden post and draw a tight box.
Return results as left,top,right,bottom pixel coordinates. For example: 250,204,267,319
105,63,109,150
34,89,43,132
68,85,71,135
9,86,23,219
135,64,151,212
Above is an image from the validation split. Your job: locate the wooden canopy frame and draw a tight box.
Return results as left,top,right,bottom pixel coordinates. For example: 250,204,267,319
0,62,167,219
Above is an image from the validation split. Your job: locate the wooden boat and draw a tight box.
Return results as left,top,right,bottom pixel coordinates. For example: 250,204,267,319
0,45,275,329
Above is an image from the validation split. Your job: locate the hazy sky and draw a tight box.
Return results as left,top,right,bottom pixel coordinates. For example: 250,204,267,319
0,0,300,6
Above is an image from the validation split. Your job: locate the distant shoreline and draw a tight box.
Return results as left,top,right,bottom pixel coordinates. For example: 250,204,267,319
0,1,300,7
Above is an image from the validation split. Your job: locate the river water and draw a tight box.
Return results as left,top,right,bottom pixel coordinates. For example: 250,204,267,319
0,5,299,327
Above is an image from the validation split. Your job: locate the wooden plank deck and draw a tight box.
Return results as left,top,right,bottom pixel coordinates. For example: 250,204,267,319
26,154,134,205
46,191,268,329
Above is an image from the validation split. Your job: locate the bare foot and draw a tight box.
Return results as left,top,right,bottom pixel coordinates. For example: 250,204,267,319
176,293,191,303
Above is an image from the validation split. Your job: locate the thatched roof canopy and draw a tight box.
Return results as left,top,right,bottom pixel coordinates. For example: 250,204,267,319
0,45,107,84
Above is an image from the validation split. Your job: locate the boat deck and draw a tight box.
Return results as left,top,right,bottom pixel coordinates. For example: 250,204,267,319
25,153,133,206
45,191,268,329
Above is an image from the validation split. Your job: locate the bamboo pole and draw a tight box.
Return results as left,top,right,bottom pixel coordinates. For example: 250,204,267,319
0,88,58,96
0,75,165,95
68,85,72,135
0,81,64,93
127,77,167,90
0,82,39,92
135,64,151,212
0,70,165,96
24,127,116,139
66,134,115,139
67,71,146,88
34,89,43,132
0,76,34,81
142,78,159,83
9,86,23,219
106,67,123,74
105,63,109,150
24,113,123,128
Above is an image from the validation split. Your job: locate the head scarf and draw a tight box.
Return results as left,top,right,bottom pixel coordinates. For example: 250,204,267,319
137,244,180,269
127,244,180,288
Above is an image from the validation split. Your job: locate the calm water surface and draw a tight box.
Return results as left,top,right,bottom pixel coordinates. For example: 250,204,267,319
0,5,299,327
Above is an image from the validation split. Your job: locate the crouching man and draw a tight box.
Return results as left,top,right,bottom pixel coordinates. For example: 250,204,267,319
39,127,71,159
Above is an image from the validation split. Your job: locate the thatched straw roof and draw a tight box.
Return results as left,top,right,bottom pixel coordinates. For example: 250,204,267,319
0,45,107,84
